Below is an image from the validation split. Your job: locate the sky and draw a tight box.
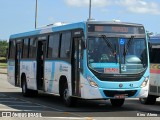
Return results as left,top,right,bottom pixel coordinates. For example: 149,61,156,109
0,0,160,40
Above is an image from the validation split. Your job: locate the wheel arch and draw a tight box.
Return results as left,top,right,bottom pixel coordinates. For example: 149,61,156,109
59,75,67,94
59,75,72,96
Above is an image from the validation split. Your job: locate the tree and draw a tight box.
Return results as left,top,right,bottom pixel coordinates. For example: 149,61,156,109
0,40,8,58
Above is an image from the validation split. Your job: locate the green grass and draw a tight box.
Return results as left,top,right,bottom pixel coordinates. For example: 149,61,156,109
0,63,7,68
0,57,6,60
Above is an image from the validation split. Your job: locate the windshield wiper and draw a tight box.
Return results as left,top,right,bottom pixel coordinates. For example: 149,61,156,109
101,35,118,63
123,36,134,63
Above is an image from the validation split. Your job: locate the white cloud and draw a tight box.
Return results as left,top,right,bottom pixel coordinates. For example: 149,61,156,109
64,0,111,7
116,0,160,15
65,0,160,15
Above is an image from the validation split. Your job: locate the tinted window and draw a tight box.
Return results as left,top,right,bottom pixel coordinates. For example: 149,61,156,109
29,38,37,58
60,32,71,58
22,38,29,58
48,34,60,58
9,40,15,59
150,48,160,63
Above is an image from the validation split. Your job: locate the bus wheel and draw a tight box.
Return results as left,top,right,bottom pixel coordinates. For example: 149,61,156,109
30,90,38,97
110,99,125,107
22,76,30,97
62,83,77,107
139,95,156,105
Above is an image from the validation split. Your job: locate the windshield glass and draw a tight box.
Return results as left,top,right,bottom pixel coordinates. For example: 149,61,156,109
87,37,147,74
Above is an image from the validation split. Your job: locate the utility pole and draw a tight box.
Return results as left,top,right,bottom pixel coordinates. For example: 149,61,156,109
88,0,92,21
88,0,94,21
35,0,38,29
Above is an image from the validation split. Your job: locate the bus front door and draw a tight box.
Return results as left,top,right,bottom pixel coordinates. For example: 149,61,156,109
37,40,46,90
15,42,22,87
72,38,82,97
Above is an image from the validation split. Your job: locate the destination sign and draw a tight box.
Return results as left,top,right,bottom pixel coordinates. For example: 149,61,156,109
88,24,145,34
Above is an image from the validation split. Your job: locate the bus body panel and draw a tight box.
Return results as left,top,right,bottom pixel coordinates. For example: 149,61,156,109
44,61,72,96
20,60,37,90
7,60,15,86
80,73,103,99
79,72,149,99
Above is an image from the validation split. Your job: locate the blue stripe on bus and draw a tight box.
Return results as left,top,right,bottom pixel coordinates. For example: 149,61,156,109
48,62,55,93
10,30,41,39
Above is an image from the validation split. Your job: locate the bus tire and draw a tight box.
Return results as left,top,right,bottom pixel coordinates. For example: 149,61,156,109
21,75,30,97
62,82,77,107
30,90,38,97
139,95,156,105
110,99,125,107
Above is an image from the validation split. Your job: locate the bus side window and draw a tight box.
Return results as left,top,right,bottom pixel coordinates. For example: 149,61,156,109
150,48,160,63
47,34,60,58
60,32,71,58
29,38,37,58
9,40,15,59
22,38,29,59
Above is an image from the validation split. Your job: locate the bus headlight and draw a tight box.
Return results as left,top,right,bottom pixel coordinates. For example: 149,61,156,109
87,76,98,88
141,77,149,88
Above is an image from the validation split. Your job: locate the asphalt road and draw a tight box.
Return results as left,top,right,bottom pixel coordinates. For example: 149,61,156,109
0,74,160,120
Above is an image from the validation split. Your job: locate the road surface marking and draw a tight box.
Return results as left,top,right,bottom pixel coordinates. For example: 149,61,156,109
0,98,17,99
0,104,44,107
0,93,95,119
0,101,31,103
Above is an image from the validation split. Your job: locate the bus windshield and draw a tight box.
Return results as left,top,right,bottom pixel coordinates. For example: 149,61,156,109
87,37,147,74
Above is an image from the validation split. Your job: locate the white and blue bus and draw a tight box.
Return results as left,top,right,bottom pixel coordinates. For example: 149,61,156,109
140,35,160,104
8,21,149,107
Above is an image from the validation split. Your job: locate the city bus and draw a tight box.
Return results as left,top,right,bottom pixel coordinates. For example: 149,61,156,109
140,35,160,104
7,21,149,107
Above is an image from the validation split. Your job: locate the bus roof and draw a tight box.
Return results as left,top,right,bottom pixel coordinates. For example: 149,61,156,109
10,21,144,39
149,36,160,45
10,22,86,39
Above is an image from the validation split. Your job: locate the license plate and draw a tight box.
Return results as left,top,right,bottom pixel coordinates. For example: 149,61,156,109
114,94,126,99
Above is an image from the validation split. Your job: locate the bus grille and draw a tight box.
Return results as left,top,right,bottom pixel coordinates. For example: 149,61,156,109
103,90,137,97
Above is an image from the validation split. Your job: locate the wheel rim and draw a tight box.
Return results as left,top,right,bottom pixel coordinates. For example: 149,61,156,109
63,89,69,101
